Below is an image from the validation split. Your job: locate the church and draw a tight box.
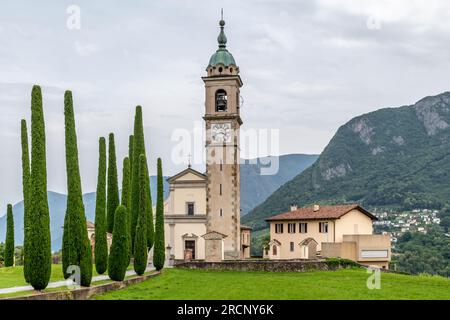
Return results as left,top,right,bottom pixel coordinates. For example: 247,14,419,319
163,17,252,261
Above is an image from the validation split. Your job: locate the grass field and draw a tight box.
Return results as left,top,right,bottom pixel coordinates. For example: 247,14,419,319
0,264,139,298
94,268,450,300
0,264,127,289
0,265,69,288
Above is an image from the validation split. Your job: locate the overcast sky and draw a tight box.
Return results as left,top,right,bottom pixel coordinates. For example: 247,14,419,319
1,0,450,214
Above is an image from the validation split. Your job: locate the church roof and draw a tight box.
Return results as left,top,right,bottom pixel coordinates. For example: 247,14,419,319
167,166,207,183
207,18,237,69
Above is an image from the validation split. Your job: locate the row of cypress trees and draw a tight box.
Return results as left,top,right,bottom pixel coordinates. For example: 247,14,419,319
16,86,165,289
92,106,166,280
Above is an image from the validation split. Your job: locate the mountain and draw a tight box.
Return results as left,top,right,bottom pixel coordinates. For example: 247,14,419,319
243,91,450,231
240,154,318,214
0,154,316,250
0,177,170,251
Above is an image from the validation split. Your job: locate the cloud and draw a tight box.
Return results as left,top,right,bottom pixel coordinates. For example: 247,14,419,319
74,41,100,56
1,0,450,212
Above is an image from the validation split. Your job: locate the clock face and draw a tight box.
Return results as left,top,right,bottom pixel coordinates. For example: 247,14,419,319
211,122,232,143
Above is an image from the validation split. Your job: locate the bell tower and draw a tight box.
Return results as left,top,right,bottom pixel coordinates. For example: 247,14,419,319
203,17,243,259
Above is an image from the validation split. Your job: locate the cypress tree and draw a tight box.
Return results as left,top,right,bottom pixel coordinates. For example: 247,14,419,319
4,204,15,267
121,157,132,255
134,154,148,276
128,135,134,178
94,137,108,274
131,106,146,250
145,164,155,250
20,119,31,281
107,133,119,233
28,85,51,290
153,158,165,271
61,90,93,287
108,205,130,281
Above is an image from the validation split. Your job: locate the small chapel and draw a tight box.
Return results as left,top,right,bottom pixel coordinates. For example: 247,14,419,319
163,17,252,262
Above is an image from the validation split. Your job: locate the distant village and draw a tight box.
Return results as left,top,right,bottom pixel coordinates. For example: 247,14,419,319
373,209,448,248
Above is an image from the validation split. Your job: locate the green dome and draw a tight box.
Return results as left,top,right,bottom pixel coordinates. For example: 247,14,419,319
207,19,237,68
208,50,236,68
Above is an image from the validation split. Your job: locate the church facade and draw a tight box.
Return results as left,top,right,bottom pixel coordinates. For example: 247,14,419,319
163,18,251,261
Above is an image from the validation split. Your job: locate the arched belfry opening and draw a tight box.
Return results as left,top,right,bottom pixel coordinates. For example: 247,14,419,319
215,89,228,112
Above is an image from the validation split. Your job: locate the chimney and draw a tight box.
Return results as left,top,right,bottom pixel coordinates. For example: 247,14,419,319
290,204,298,212
313,204,320,212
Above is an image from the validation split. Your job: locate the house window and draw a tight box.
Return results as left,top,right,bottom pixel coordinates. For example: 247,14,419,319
319,222,329,233
187,202,195,216
220,209,223,217
220,184,222,195
275,223,284,234
272,245,277,256
290,242,294,252
299,223,308,233
288,223,296,233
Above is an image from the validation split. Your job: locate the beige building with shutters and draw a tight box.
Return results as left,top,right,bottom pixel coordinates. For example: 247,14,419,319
265,204,391,269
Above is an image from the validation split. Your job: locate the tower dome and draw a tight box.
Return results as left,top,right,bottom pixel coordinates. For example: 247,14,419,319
207,18,237,70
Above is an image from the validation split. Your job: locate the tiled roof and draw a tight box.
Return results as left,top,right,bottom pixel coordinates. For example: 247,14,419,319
240,225,253,230
265,204,377,221
86,221,95,229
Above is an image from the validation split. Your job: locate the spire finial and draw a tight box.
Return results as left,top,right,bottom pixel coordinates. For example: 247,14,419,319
217,9,227,49
188,153,192,168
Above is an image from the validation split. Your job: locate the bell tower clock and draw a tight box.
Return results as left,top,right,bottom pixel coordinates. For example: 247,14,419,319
203,17,243,259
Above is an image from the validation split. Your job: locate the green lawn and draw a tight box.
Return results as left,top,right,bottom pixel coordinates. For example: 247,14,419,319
0,264,108,289
94,268,450,300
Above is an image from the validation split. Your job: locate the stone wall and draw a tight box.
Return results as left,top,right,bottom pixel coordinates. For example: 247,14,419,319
175,259,358,272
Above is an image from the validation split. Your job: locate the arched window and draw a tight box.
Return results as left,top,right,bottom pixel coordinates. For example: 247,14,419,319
272,245,277,256
215,89,227,112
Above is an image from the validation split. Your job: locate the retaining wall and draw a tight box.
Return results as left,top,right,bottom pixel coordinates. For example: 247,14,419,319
1,272,160,300
175,259,358,272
